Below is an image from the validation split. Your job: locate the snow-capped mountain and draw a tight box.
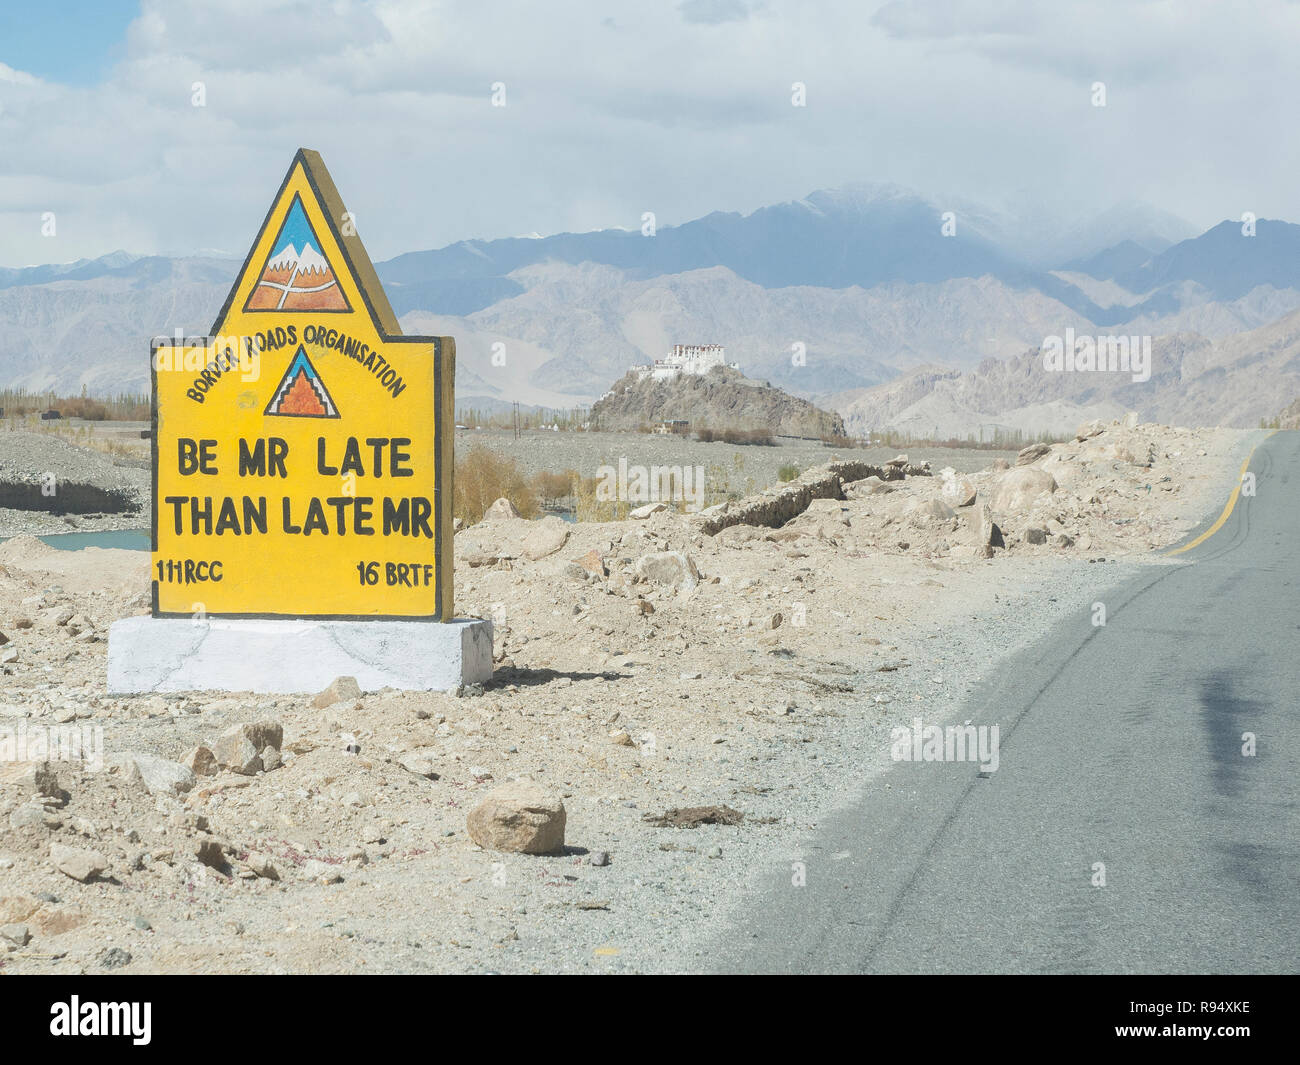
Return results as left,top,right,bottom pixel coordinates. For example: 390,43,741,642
267,243,331,276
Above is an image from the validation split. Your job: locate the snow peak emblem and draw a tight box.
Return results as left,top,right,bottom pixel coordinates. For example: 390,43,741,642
265,347,340,418
49,997,152,1045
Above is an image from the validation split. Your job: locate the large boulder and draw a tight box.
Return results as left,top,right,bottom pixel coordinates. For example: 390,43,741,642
466,781,566,854
522,517,569,560
1038,452,1081,490
991,467,1057,513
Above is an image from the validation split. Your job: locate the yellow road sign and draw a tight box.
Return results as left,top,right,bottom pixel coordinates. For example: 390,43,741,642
151,149,454,619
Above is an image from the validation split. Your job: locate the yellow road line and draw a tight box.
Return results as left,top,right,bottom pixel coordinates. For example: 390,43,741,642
1166,430,1278,557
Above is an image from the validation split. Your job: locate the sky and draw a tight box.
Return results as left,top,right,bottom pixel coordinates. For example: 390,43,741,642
2,0,1299,268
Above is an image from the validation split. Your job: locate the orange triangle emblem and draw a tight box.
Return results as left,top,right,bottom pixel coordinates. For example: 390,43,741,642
244,193,350,312
265,347,340,418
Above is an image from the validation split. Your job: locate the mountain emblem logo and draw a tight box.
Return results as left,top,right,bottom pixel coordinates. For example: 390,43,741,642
244,194,351,312
264,347,340,418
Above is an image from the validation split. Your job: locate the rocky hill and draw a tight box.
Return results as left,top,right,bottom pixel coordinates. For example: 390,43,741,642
834,306,1300,438
590,366,844,438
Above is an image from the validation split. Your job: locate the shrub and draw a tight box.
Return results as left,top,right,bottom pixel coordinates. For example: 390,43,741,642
532,469,577,507
454,445,538,526
777,463,800,482
696,426,774,446
721,427,775,446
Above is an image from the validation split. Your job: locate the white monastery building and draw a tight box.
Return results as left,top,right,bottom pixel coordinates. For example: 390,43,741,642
634,344,738,381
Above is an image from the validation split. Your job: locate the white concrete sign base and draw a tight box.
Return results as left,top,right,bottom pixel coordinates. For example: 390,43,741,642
107,617,493,695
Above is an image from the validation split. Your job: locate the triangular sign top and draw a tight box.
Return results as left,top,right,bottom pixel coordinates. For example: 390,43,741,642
212,148,403,338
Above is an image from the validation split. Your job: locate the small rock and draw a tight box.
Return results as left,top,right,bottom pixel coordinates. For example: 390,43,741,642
312,677,362,708
589,851,610,867
182,746,218,777
1016,442,1052,465
99,947,132,969
576,549,608,577
49,842,108,882
940,474,977,508
629,501,669,519
260,746,282,772
212,720,283,773
245,854,280,880
466,780,566,854
300,859,343,884
132,916,152,931
65,613,92,636
484,497,520,520
971,502,1004,550
634,551,699,593
212,732,261,775
0,923,30,948
111,752,195,797
609,730,634,746
398,750,440,778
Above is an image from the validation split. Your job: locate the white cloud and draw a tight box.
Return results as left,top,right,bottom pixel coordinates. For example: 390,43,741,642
2,0,1300,267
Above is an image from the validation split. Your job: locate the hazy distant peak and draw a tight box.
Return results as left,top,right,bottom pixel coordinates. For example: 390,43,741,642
798,182,926,214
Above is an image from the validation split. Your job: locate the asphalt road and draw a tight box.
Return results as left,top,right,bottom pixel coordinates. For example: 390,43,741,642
718,431,1299,974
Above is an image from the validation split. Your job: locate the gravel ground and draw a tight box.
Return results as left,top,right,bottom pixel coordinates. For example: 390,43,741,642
0,428,149,537
0,421,1258,973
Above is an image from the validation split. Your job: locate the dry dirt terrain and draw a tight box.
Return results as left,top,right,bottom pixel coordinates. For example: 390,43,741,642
0,419,1260,973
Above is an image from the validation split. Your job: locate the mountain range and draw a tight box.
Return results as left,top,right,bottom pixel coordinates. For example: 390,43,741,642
3,185,1300,432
